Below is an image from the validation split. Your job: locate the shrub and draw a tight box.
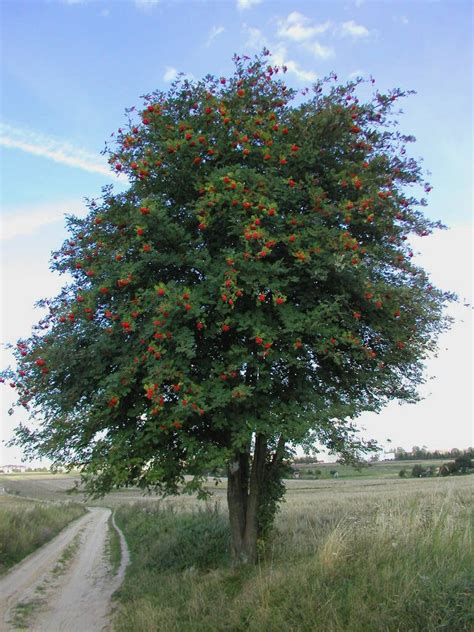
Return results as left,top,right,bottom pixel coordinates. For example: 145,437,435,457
454,455,473,473
115,503,229,572
411,464,426,478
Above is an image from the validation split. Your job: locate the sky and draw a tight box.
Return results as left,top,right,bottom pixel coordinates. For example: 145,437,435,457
0,0,472,465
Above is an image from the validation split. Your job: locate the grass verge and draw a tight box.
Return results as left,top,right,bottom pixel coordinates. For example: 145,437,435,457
0,496,86,573
113,480,473,631
107,513,122,575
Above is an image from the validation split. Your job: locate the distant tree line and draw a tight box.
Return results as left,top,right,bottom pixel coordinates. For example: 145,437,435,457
394,447,474,460
292,456,321,465
399,454,473,479
292,448,474,465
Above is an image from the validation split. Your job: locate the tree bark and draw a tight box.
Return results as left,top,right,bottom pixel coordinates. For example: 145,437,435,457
243,434,267,559
227,449,249,562
226,434,269,565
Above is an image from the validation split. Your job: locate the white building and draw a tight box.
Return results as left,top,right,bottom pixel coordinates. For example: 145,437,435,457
0,464,27,473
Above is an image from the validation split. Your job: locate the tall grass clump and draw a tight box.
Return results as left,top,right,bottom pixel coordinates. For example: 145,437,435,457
115,502,229,573
0,499,86,573
113,479,473,632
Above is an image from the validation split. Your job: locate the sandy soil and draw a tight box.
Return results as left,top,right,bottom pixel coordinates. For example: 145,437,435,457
0,506,129,631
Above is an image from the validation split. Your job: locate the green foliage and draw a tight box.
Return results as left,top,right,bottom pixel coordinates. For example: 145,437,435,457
454,455,473,473
107,513,122,574
396,447,473,460
412,464,427,478
257,449,293,540
2,51,453,500
438,457,473,477
115,503,229,572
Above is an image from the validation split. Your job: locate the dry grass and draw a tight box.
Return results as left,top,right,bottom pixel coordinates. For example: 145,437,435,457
112,475,474,632
0,493,86,573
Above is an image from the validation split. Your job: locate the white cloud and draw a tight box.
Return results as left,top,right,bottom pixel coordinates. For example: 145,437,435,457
206,25,225,47
237,0,262,10
134,0,160,9
162,66,194,83
0,123,114,178
410,225,473,300
163,66,178,82
272,45,317,82
275,13,334,61
277,12,332,42
1,200,87,241
356,225,473,451
304,41,335,60
242,24,266,50
242,27,317,83
283,59,317,82
341,20,370,38
348,69,364,79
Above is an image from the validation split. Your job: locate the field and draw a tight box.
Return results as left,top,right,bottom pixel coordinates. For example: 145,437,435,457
0,491,86,574
293,459,447,478
0,459,454,501
2,469,473,631
110,475,473,632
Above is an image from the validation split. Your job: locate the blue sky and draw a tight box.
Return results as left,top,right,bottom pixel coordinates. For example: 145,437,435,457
1,0,472,463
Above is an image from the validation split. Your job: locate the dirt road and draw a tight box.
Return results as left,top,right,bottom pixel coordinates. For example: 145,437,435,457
0,506,129,631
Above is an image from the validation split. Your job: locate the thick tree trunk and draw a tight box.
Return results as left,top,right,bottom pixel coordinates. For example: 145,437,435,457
226,434,268,565
227,449,249,562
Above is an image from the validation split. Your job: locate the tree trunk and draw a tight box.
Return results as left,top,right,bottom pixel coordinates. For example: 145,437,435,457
226,434,268,565
227,449,249,562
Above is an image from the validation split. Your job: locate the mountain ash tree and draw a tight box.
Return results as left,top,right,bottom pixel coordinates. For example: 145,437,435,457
2,52,453,563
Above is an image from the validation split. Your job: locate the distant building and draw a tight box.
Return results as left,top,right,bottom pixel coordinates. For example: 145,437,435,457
382,452,396,461
0,465,27,473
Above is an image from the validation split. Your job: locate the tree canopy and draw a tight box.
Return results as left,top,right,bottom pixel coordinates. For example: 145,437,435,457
2,52,453,562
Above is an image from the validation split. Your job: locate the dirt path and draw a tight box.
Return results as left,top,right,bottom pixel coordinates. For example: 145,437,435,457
0,506,129,631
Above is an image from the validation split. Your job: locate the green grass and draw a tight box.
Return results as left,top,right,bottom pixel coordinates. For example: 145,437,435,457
112,476,474,632
0,495,87,573
294,459,453,479
9,596,44,630
107,513,123,575
51,531,82,575
115,503,229,573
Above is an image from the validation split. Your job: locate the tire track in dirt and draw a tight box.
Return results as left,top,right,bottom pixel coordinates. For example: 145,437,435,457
0,506,129,631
